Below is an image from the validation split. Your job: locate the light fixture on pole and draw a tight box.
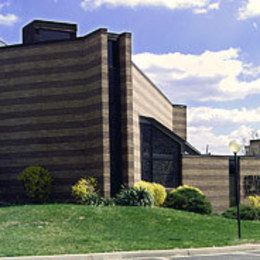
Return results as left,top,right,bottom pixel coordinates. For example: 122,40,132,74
228,140,241,239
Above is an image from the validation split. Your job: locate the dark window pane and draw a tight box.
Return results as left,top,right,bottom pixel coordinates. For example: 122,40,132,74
140,121,181,188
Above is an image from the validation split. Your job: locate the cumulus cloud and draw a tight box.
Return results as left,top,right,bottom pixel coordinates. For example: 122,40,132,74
188,107,260,126
238,0,260,20
134,49,260,154
133,48,260,102
80,0,221,14
186,106,260,154
0,1,17,26
188,125,258,155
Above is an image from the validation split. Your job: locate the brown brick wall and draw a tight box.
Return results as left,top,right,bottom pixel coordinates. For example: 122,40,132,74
172,104,187,140
119,33,135,187
0,29,111,202
182,155,230,213
132,64,188,183
132,65,174,182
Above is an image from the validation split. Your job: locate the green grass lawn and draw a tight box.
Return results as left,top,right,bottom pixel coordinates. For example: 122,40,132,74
0,204,259,257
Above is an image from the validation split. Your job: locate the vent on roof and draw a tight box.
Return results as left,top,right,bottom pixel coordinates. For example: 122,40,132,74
23,20,77,45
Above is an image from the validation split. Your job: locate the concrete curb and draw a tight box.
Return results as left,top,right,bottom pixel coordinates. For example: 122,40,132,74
1,243,259,260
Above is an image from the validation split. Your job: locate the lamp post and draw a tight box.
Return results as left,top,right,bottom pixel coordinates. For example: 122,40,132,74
228,140,241,239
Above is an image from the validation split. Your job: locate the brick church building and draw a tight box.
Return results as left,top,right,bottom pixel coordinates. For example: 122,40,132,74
0,20,259,211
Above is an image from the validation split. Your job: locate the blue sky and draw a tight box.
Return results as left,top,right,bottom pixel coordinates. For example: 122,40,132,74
0,0,260,154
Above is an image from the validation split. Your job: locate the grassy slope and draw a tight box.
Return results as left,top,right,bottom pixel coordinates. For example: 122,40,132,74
0,204,259,257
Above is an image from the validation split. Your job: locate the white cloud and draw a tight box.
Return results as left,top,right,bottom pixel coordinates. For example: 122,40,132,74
0,13,17,26
188,107,260,126
187,106,260,154
80,0,221,14
133,48,260,102
134,49,260,154
188,125,258,155
208,2,219,10
238,0,260,20
193,8,208,14
0,1,17,26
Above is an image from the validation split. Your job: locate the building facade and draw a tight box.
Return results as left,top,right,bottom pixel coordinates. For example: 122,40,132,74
0,20,259,211
245,139,260,156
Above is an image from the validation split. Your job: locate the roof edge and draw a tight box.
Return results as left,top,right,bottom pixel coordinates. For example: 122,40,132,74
132,62,174,107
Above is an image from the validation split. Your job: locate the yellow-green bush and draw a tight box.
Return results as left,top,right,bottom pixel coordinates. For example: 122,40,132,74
18,166,52,203
174,185,204,195
247,195,260,208
134,180,167,206
72,177,97,203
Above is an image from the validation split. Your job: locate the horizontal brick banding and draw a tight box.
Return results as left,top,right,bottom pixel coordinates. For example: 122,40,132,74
184,174,229,181
183,166,229,172
0,162,110,175
0,132,106,146
0,177,104,191
172,105,186,140
0,153,104,166
0,52,102,74
182,155,230,213
0,117,103,133
0,169,103,181
0,31,106,58
0,46,100,66
0,30,109,202
132,65,176,182
0,127,108,141
0,102,103,120
0,80,102,101
0,59,100,80
0,111,104,127
0,74,100,93
118,34,134,187
0,146,104,159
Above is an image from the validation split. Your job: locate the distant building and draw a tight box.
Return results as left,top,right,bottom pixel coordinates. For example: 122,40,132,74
245,139,260,156
0,20,259,211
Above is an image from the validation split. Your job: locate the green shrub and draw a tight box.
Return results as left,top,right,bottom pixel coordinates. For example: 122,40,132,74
134,181,167,206
222,205,260,221
84,194,115,206
101,197,115,206
18,166,52,203
116,186,154,207
72,177,97,203
164,185,212,215
84,193,102,206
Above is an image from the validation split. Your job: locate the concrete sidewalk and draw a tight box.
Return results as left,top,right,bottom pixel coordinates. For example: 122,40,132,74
1,243,259,260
